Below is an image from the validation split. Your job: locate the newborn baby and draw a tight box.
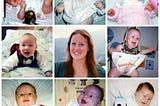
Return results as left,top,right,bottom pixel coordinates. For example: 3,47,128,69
107,1,157,25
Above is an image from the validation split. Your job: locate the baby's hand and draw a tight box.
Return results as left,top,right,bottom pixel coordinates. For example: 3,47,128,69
45,71,52,77
140,48,156,54
95,1,105,9
20,0,26,9
144,4,154,12
54,2,64,15
148,48,156,53
107,8,115,16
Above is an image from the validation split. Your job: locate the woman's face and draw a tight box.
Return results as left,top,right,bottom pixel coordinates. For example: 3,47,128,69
126,29,140,49
135,87,154,106
70,34,89,61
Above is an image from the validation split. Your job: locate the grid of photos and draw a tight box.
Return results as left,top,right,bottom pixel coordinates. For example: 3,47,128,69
0,0,159,106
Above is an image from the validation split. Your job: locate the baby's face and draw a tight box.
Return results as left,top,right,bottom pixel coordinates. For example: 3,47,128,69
19,34,37,58
7,0,22,7
77,86,101,106
135,87,154,106
126,29,140,49
16,85,37,106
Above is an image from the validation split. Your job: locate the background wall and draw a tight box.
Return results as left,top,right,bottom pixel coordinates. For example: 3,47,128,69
108,27,158,77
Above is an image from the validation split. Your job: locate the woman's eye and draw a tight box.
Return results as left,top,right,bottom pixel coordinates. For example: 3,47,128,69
80,43,84,46
71,42,76,46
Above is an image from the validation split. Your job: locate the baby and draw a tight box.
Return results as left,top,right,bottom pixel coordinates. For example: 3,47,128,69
2,33,52,77
6,0,52,20
15,82,37,106
108,27,156,77
15,82,45,106
77,84,104,106
107,1,157,25
55,0,105,24
129,82,154,106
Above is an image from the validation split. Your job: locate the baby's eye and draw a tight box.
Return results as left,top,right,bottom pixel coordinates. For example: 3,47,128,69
82,91,86,95
89,95,94,99
28,93,32,95
21,44,25,46
29,44,33,47
20,93,24,96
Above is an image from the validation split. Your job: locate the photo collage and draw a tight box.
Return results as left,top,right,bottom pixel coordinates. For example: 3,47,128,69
0,0,159,106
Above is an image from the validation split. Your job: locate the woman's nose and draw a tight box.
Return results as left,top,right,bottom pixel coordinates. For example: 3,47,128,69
74,45,80,50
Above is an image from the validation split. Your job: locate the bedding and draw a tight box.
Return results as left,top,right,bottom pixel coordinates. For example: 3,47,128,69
2,29,52,77
2,79,53,106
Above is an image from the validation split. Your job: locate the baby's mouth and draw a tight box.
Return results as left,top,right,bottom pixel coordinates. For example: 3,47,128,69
131,42,136,45
141,101,146,105
81,98,87,104
23,100,30,102
24,51,30,55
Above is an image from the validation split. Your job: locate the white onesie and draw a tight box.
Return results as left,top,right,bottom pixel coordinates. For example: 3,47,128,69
63,0,105,24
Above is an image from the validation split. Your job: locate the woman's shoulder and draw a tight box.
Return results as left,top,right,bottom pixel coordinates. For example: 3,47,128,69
55,61,67,77
96,64,106,77
55,61,66,66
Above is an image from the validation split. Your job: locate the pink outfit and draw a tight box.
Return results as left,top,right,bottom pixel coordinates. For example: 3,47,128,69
108,5,156,25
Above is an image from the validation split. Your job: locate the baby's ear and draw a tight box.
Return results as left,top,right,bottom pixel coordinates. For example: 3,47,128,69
36,44,38,49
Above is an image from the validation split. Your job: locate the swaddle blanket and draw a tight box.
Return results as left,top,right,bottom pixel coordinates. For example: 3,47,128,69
112,52,146,75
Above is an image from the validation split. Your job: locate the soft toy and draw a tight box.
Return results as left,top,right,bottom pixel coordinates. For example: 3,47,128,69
23,10,38,25
149,0,158,12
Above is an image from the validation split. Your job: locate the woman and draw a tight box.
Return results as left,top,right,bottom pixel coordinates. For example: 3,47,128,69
55,29,105,77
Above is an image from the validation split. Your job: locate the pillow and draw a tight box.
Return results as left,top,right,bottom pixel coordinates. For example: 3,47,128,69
2,79,53,106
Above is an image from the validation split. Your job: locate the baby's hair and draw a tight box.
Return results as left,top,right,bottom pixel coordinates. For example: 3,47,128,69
124,27,141,40
21,33,37,41
86,84,104,102
15,82,37,96
136,82,154,94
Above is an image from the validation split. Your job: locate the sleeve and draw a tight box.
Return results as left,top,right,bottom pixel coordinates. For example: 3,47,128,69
96,8,106,16
107,7,120,21
2,52,19,72
36,51,52,73
145,9,157,18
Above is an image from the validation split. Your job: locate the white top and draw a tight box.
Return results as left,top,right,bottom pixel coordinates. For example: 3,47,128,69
2,51,51,73
63,0,105,24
